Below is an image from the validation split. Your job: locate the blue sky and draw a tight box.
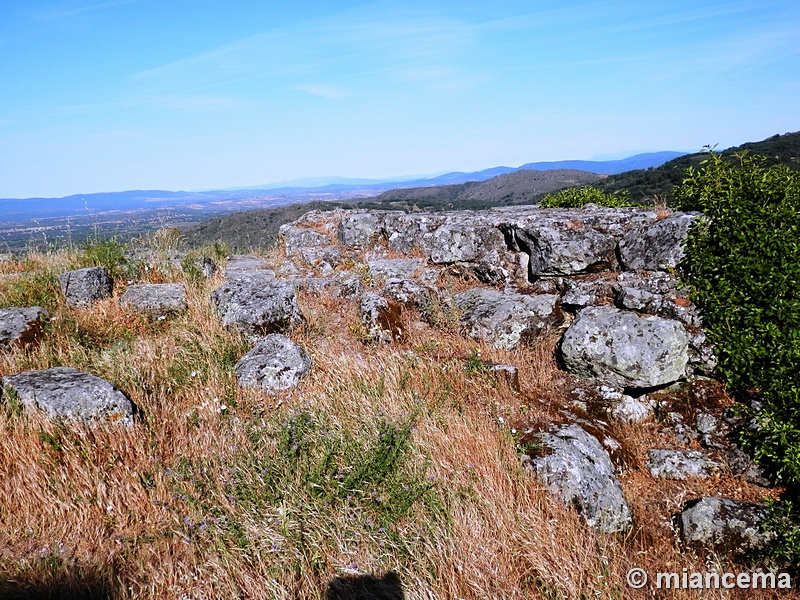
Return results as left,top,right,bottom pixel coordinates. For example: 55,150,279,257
1,0,798,198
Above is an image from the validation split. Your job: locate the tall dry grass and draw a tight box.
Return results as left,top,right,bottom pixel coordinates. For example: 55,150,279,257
0,244,793,599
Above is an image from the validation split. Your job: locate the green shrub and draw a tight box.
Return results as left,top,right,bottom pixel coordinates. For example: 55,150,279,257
675,151,800,565
81,234,140,281
539,186,634,208
0,271,61,311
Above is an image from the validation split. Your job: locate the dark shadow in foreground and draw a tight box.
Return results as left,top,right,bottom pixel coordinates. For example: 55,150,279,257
325,571,404,600
0,564,116,600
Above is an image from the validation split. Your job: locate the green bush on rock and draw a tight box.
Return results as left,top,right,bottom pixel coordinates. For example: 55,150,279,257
539,186,634,208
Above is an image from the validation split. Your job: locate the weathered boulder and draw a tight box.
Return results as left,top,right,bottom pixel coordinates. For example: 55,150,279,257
559,275,616,308
120,283,188,317
359,293,403,343
611,394,655,423
514,222,617,276
454,288,562,350
382,213,446,255
429,222,506,264
618,213,699,271
2,367,134,426
647,449,724,480
367,258,426,280
527,423,633,533
211,279,304,336
677,497,775,553
381,278,436,308
280,225,331,257
235,334,312,391
337,213,382,248
561,306,689,388
0,307,49,349
58,267,113,307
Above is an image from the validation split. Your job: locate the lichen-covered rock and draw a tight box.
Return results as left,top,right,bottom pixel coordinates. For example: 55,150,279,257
0,307,49,349
2,367,134,426
235,334,312,391
677,497,775,554
560,275,616,308
359,293,403,342
211,279,304,336
120,283,188,317
280,225,331,257
618,213,700,271
454,288,562,350
612,394,655,423
647,449,724,480
514,222,618,276
223,255,275,281
527,423,633,533
58,267,113,307
429,222,506,264
367,258,426,280
561,306,689,388
337,213,382,248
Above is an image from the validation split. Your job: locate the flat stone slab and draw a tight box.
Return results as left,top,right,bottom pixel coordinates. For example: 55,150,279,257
2,367,134,426
235,334,312,391
367,258,426,280
120,283,187,317
223,255,276,281
58,267,113,307
647,449,724,480
561,306,689,389
454,288,562,350
0,307,49,349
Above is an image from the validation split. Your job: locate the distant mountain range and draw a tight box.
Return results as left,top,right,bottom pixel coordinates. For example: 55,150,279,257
0,151,685,222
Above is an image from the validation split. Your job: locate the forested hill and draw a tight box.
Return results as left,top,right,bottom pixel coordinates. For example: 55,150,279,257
595,131,800,202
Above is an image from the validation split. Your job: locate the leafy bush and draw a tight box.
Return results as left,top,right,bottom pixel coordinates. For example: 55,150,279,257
539,186,634,208
675,151,800,564
81,235,138,282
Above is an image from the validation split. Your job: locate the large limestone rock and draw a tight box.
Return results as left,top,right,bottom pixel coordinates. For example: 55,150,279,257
618,213,699,271
528,423,633,533
120,283,187,317
0,307,49,349
280,225,331,257
211,279,304,336
2,367,134,426
337,213,382,248
454,288,562,350
235,334,312,391
677,497,775,554
429,222,505,264
367,258,426,280
561,306,689,388
58,267,113,307
514,222,618,276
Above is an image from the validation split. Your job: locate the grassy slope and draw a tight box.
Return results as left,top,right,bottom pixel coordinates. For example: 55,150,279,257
0,239,785,599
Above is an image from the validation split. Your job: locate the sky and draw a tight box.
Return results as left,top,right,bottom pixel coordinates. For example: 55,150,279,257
1,0,799,199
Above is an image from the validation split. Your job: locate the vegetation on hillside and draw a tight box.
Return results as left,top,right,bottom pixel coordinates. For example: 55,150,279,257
676,150,800,566
539,186,634,209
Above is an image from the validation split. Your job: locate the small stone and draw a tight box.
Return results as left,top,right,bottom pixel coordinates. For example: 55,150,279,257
120,283,188,317
647,449,724,480
0,307,49,349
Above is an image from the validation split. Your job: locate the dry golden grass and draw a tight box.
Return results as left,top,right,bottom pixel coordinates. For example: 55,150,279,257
0,246,794,599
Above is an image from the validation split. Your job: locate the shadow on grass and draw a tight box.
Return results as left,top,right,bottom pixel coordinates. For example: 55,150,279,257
325,571,404,600
0,563,116,600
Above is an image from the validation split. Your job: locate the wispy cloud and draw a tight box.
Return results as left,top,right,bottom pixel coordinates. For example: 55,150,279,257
293,84,347,99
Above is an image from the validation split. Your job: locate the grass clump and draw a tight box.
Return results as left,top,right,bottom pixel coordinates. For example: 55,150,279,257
539,186,634,208
0,271,61,311
676,149,800,566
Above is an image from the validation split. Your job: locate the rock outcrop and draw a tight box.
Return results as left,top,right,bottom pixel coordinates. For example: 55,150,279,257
211,278,304,337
